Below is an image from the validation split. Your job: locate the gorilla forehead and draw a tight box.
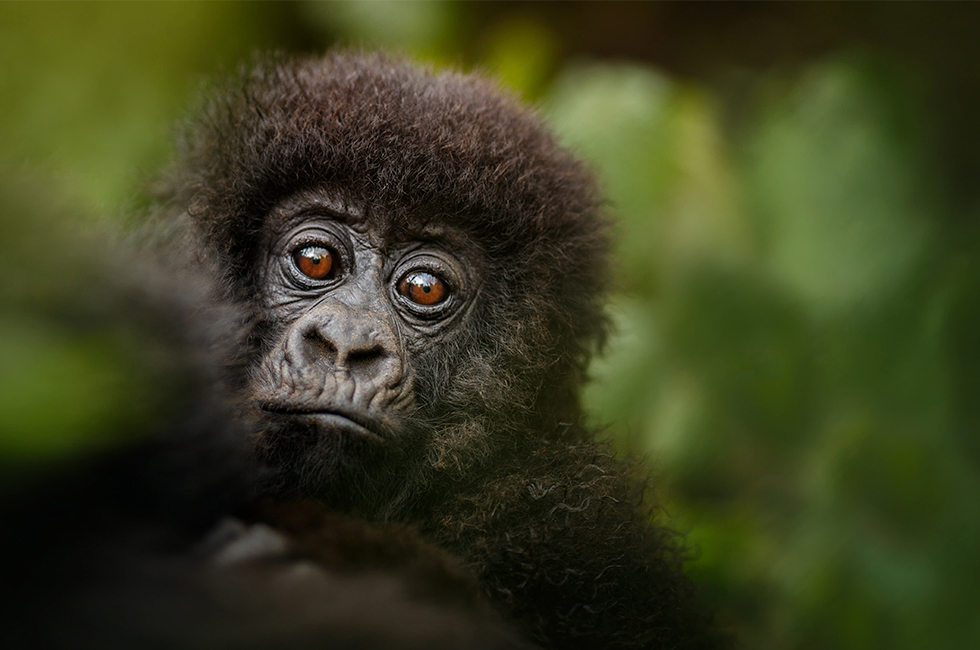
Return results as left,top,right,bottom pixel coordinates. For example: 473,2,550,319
174,51,604,261
261,189,485,259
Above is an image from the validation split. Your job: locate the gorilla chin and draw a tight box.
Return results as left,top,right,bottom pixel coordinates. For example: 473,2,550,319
254,405,419,507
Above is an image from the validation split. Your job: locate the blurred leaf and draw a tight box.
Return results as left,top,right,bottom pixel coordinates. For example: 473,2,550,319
746,58,932,317
0,2,285,212
0,316,138,460
545,63,676,296
479,16,558,99
301,0,459,63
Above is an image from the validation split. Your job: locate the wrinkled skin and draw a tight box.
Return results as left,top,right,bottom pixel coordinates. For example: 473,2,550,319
248,189,490,509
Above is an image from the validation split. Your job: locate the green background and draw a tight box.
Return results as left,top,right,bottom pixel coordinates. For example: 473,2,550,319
2,3,979,648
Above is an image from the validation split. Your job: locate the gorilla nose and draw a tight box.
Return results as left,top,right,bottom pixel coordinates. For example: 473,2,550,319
286,305,401,386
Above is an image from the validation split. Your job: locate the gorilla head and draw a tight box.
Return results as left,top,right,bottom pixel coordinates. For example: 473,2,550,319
161,52,610,511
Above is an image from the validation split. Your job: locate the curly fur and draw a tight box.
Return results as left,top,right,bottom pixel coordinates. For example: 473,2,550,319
156,51,726,649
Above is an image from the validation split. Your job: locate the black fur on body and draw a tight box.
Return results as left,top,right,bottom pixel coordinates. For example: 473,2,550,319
158,52,726,650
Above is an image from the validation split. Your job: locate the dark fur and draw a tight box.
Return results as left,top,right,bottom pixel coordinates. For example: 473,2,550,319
0,184,529,650
156,52,726,649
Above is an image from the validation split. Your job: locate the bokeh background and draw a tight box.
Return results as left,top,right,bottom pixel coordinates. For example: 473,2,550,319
2,2,979,648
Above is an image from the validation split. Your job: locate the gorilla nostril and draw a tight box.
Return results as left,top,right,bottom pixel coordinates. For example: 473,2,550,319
345,345,387,380
303,330,338,365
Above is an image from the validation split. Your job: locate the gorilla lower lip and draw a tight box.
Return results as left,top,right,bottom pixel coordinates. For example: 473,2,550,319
301,413,384,442
261,405,385,443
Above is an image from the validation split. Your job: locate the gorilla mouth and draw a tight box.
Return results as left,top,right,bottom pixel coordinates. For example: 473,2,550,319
258,403,387,443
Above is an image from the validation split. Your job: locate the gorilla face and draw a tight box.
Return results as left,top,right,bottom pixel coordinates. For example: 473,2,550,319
248,189,487,502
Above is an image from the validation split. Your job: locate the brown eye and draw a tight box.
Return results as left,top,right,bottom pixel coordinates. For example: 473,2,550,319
292,245,335,280
398,271,447,306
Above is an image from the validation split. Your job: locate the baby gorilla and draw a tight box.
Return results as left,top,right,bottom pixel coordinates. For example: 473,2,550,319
158,52,727,649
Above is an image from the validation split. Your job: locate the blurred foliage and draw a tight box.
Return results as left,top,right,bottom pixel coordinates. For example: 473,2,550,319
558,57,979,649
2,2,979,649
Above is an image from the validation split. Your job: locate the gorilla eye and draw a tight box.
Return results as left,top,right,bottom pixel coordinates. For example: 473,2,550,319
292,245,336,280
398,271,448,306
